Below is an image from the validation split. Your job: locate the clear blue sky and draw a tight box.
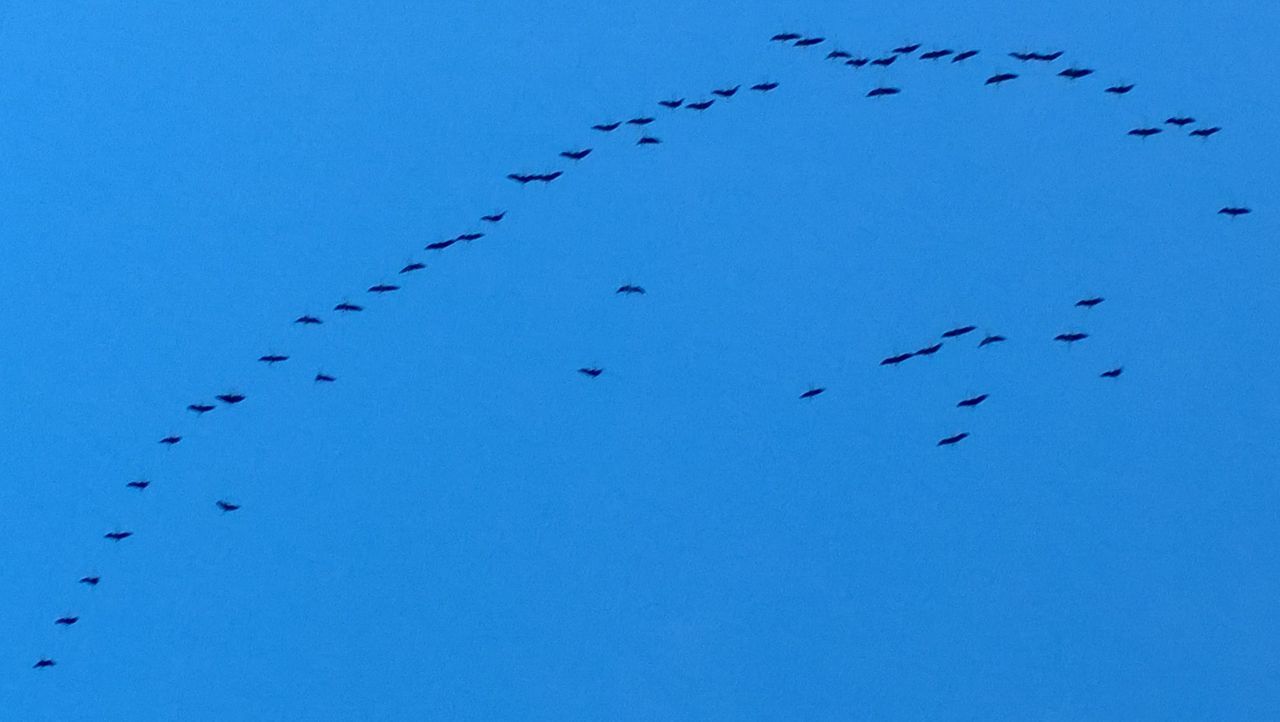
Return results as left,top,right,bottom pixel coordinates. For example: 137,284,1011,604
3,1,1278,718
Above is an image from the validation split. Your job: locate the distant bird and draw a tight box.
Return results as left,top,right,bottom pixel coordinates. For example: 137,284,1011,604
616,284,646,295
33,659,56,669
937,432,970,446
880,352,914,366
1128,127,1162,137
126,480,150,491
400,261,426,274
216,500,241,513
986,73,1018,85
507,173,536,184
1059,67,1094,79
941,325,977,338
794,37,825,47
159,435,182,446
1165,116,1196,126
1031,51,1063,61
1105,83,1135,94
686,100,715,111
294,315,323,325
315,372,336,383
1218,206,1251,217
637,136,661,145
750,82,780,91
627,116,655,126
952,50,979,62
426,239,456,251
79,576,100,586
534,171,562,183
368,283,400,294
870,55,897,67
592,122,621,132
55,616,79,626
1054,332,1089,344
845,58,870,68
258,354,289,364
827,50,853,60
799,387,826,399
1075,296,1104,308
920,49,954,60
771,32,802,42
559,148,592,161
866,87,901,98
334,301,363,312
957,394,989,408
577,367,604,378
456,232,484,242
658,98,683,108
480,211,505,223
187,403,215,415
712,85,740,98
1189,126,1221,138
1009,51,1037,61
915,342,943,356
978,334,1007,347
1100,367,1124,378
892,43,921,54
104,531,133,541
216,392,246,404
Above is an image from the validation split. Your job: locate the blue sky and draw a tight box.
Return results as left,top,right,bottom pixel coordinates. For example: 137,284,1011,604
2,1,1278,718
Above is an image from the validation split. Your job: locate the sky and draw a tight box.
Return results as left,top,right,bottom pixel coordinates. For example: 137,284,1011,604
1,0,1278,719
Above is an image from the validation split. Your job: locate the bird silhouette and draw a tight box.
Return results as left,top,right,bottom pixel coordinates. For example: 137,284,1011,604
33,659,56,669
159,435,182,446
400,261,426,274
1218,206,1251,217
627,116,655,126
893,43,921,54
686,100,715,111
1100,367,1124,378
294,315,323,325
637,136,662,145
1105,83,1135,94
187,403,215,415
957,394,989,408
771,32,802,42
880,352,914,366
104,531,133,541
712,85,740,97
368,283,400,294
986,73,1018,85
534,171,563,183
952,50,979,62
55,616,79,626
216,392,246,404
592,122,621,132
334,301,363,312
1076,297,1104,308
941,325,977,338
480,211,505,223
870,55,897,67
827,50,853,60
216,500,241,513
794,37,825,47
799,387,826,399
507,173,536,184
845,58,870,67
315,372,337,383
616,284,646,295
750,82,780,91
920,49,954,60
1059,67,1094,79
1031,51,1063,61
658,98,683,108
578,367,604,378
937,432,970,446
1009,51,1036,61
126,480,150,490
1165,116,1196,126
915,342,943,356
426,239,456,251
1128,127,1162,137
79,576,100,586
456,232,484,242
978,334,1007,347
1055,332,1089,344
866,87,901,98
1189,126,1221,138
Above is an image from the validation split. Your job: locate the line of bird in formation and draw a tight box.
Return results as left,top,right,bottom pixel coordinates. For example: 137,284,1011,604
29,31,1251,670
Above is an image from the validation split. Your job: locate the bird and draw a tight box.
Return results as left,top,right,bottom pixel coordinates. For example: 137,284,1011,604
334,301,363,312
686,100,715,111
126,479,150,490
712,85,740,98
399,261,426,274
750,82,779,91
658,98,683,108
771,32,802,42
827,50,853,60
794,37,825,47
534,171,562,183
368,283,400,294
577,367,604,378
1076,297,1104,308
592,121,621,132
79,576,100,586
937,432,970,446
1055,332,1089,344
637,136,662,145
54,616,79,626
880,352,914,366
159,435,182,446
1059,67,1094,79
426,239,456,251
845,58,870,67
1031,51,1063,61
920,49,954,60
456,232,484,242
258,354,289,364
1009,51,1037,61
216,392,246,404
1128,127,1162,137
1100,367,1124,378
1165,116,1196,126
1189,126,1222,138
33,659,56,669
866,87,901,98
627,116,655,126
187,403,215,415
315,372,336,383
104,531,133,541
957,394,989,408
294,315,323,325
892,43,921,54
1105,83,1135,94
616,284,646,295
952,50,979,62
941,325,977,338
799,387,826,399
507,173,536,184
480,211,505,223
870,55,897,67
978,334,1007,347
915,342,943,356
216,500,241,513
1218,207,1251,217
986,73,1018,85
551,147,586,161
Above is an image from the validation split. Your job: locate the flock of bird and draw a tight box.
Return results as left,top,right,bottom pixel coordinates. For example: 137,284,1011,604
27,30,1249,671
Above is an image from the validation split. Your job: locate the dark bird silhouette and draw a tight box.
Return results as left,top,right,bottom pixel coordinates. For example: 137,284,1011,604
216,500,241,513
637,136,662,145
845,58,870,67
751,82,780,91
1105,83,1135,94
799,387,826,399
294,315,323,325
187,403,215,415
480,211,505,223
1009,51,1036,61
986,73,1018,85
627,116,655,126
1055,332,1089,344
686,100,715,111
368,283,400,294
1031,51,1063,61
920,49,954,60
104,531,133,541
33,659,56,669
957,394,989,408
937,432,970,446
979,334,1007,347
712,85,740,98
79,576,100,586
952,50,979,62
1059,67,1094,79
771,32,802,42
334,301,363,312
1100,367,1124,378
315,372,336,383
866,87,901,98
507,173,536,184
1190,126,1221,138
1128,127,1162,137
216,392,246,404
870,55,897,67
794,37,825,47
1165,116,1196,126
534,171,563,183
915,342,943,356
892,43,921,54
400,261,426,274
159,435,182,446
592,122,621,132
827,50,853,60
456,232,484,242
126,480,150,491
55,616,79,626
880,352,914,366
426,239,456,251
1076,297,1104,308
616,284,646,295
941,325,977,338
658,98,683,108
1218,207,1251,217
258,354,289,364
577,367,604,378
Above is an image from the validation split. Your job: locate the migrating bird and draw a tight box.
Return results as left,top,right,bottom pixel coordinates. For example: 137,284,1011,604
315,372,336,383
637,136,662,145
426,239,456,251
880,352,914,366
658,98,683,108
33,659,56,669
456,232,484,242
937,432,970,446
845,58,870,67
1105,83,1135,94
1031,51,1063,61
534,171,562,183
892,43,921,54
799,387,826,399
978,334,1007,347
368,283,400,294
187,403,215,415
627,116,655,126
55,616,79,626
952,50,979,62
866,87,901,97
1165,116,1196,126
1009,51,1036,61
592,121,621,132
941,325,977,338
1076,296,1104,308
1190,126,1222,138
79,576,100,586
216,500,241,513
104,531,133,541
712,85,740,98
399,261,426,274
1218,206,1251,217
216,392,246,404
794,37,825,47
159,435,182,446
771,32,802,42
920,49,954,60
686,100,715,111
827,50,853,60
1100,367,1124,378
126,479,150,491
1059,67,1094,79
616,284,646,295
1055,332,1089,344
915,342,943,356
577,367,604,378
1128,127,1162,137
750,82,779,91
334,301,363,312
957,394,989,408
258,354,289,364
986,73,1018,85
480,211,505,223
294,314,323,325
870,55,897,67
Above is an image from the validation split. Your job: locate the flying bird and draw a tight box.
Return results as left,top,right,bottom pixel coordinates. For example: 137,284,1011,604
216,392,246,404
1075,296,1104,308
627,116,655,126
1054,332,1089,344
1100,367,1124,378
159,435,182,446
315,372,336,383
126,480,150,490
480,211,505,223
827,50,853,60
216,500,241,513
658,98,683,108
866,87,901,97
957,394,989,408
79,576,100,586
978,334,1007,347
986,73,1018,85
799,387,826,399
1105,83,1135,94
941,325,977,338
592,122,621,132
534,171,562,183
686,100,715,111
937,432,970,446
794,37,825,47
637,136,662,145
1059,67,1094,79
426,239,456,251
1189,126,1221,138
771,32,802,42
880,352,914,366
1009,51,1036,61
258,354,289,364
920,49,954,60
870,55,897,67
712,85,740,98
294,315,323,325
1165,116,1195,126
616,284,646,295
104,531,133,541
577,367,604,378
1032,51,1063,61
33,659,56,669
368,283,400,293
334,301,363,312
845,58,870,67
893,43,921,54
400,261,426,274
750,82,780,91
1128,127,1162,137
507,173,536,184
55,616,79,626
915,342,943,356
952,50,979,62
456,232,484,242
1218,206,1251,217
187,403,215,415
